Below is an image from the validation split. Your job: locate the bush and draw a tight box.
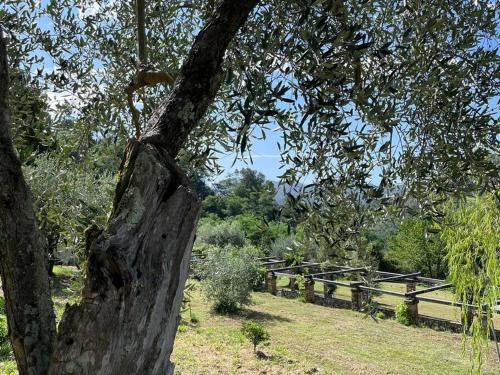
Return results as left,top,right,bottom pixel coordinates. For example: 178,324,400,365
198,246,261,313
269,235,295,259
241,321,270,353
395,302,410,326
196,221,246,248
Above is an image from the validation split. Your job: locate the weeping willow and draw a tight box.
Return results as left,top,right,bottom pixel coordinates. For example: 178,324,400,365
442,193,500,374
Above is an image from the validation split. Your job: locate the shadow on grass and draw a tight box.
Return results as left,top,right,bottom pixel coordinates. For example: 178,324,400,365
207,306,292,324
241,308,292,323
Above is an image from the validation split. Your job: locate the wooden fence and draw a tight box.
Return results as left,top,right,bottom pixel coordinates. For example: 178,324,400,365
260,257,500,339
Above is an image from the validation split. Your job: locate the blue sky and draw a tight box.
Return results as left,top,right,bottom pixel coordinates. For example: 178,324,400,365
218,132,284,181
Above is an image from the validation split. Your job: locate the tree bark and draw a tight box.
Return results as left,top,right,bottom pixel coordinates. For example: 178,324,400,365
0,29,57,375
49,140,200,374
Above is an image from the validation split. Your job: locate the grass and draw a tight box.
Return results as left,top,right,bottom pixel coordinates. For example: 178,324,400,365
1,269,499,374
173,286,500,375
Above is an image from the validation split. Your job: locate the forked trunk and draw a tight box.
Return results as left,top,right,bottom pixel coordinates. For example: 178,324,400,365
0,0,259,373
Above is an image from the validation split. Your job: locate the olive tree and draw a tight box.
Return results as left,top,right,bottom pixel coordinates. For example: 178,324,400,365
0,0,498,374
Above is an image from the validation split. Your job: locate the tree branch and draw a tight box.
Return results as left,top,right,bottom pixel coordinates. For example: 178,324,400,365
140,0,260,156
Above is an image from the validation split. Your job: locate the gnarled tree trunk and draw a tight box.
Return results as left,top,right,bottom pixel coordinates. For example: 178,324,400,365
0,26,57,375
0,0,259,374
50,141,200,374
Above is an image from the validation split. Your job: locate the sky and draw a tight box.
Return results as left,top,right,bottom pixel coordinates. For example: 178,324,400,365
218,132,284,181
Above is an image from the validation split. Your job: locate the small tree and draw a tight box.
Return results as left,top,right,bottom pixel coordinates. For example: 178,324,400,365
241,321,270,353
198,246,261,313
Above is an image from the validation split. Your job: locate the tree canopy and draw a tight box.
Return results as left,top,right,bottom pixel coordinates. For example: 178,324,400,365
0,1,499,373
2,1,497,198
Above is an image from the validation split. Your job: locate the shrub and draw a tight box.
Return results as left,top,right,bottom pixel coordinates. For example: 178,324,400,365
198,246,261,313
196,221,246,248
241,321,270,353
283,251,304,267
394,302,410,326
269,235,295,259
295,274,306,302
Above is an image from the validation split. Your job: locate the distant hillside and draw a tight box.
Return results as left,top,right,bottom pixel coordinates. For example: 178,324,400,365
273,181,304,205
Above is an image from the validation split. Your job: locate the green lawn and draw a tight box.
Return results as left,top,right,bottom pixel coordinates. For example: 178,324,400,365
173,287,500,375
1,268,499,375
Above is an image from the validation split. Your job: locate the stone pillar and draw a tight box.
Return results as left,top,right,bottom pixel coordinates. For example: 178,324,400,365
351,287,362,311
289,276,296,291
267,272,277,295
404,297,419,324
304,278,315,303
323,283,331,299
406,281,417,293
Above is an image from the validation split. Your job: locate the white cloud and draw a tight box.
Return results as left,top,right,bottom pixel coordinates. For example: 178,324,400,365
252,154,281,158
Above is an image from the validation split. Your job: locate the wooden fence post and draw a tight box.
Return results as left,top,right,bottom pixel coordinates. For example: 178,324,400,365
406,281,417,293
323,282,331,299
351,286,362,310
289,276,296,291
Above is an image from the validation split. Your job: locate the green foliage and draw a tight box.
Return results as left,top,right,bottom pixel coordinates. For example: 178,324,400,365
196,220,246,248
0,297,13,363
197,246,261,314
241,320,270,353
283,251,304,267
23,154,115,263
385,217,447,278
203,169,279,222
200,169,289,249
294,274,306,302
441,194,500,373
394,302,410,326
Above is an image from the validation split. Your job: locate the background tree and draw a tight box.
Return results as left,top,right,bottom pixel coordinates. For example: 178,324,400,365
385,217,447,278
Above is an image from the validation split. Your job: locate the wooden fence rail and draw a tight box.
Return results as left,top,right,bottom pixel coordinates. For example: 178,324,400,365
260,259,500,339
